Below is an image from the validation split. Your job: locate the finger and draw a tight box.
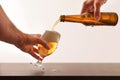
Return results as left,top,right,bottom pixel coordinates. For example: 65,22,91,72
89,6,94,12
81,0,94,14
81,2,89,14
101,0,107,5
26,46,43,61
35,34,50,50
81,6,94,14
27,34,41,45
29,51,43,61
94,1,101,21
32,34,41,38
39,39,50,50
33,47,39,54
30,34,50,50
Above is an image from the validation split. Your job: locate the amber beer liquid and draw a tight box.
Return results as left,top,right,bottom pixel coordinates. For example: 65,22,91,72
60,12,118,26
38,30,61,59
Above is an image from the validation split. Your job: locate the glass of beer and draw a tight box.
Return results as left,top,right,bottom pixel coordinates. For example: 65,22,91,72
37,30,61,61
30,30,60,72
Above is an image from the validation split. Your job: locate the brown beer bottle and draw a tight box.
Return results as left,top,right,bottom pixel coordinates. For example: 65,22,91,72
60,12,118,26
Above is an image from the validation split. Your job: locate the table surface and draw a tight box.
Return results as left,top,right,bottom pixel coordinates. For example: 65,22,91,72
0,63,120,76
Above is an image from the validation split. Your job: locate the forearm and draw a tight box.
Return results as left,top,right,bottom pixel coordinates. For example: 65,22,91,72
0,5,25,46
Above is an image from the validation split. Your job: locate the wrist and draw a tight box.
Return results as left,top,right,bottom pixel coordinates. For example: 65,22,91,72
13,32,27,48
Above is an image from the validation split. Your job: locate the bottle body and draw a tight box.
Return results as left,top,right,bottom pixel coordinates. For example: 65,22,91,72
60,12,118,26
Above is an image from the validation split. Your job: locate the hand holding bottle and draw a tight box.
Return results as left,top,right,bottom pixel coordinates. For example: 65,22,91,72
81,0,107,20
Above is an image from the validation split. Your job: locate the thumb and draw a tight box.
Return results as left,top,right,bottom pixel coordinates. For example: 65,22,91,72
27,34,50,50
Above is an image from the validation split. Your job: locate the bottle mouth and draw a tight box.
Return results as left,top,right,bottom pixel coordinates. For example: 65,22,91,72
60,15,65,22
115,13,119,26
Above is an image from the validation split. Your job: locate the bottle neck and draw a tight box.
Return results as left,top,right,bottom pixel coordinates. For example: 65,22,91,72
60,14,85,23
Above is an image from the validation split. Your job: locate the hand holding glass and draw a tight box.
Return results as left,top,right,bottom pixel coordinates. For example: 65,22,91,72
37,30,61,61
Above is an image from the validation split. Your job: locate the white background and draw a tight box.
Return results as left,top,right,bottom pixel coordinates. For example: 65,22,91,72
0,0,120,63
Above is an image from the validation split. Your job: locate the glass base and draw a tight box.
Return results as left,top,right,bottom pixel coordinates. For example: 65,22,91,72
30,61,46,72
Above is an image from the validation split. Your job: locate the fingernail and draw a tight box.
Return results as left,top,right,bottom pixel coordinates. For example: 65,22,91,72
47,45,51,50
95,16,100,21
38,58,43,62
